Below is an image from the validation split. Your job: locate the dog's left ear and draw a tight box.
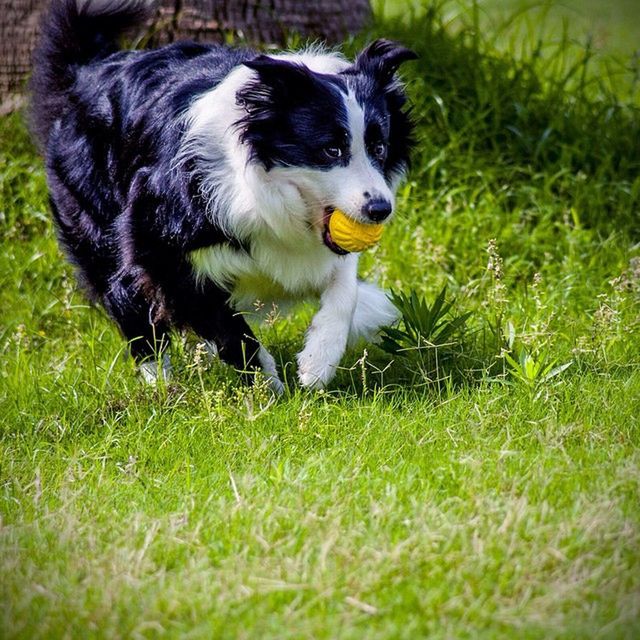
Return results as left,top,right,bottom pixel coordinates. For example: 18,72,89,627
241,55,316,105
354,39,417,86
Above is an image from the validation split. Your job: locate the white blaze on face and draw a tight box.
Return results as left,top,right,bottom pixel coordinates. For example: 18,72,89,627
330,90,394,221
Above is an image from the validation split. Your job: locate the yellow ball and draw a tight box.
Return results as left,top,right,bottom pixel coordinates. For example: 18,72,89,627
328,209,384,253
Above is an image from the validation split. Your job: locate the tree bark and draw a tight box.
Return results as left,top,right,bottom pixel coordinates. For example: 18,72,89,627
1,0,372,114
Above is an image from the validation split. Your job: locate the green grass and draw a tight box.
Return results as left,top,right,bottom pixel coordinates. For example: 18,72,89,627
2,1,640,637
379,0,640,59
476,0,640,58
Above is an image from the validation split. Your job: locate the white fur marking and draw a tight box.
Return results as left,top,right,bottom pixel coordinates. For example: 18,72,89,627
258,346,284,394
139,353,171,385
204,340,219,357
297,255,358,389
348,281,399,347
271,49,350,75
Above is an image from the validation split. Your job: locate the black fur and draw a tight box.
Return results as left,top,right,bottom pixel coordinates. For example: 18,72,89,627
30,0,415,380
345,40,418,180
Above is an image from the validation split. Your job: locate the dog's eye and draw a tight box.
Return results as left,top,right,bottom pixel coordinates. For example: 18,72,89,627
370,142,387,160
324,146,343,159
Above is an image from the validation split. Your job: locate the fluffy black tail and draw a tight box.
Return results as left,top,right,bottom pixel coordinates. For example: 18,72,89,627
30,0,153,147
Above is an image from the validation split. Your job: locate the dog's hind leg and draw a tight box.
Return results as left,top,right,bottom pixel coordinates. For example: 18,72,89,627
102,270,172,384
172,280,284,393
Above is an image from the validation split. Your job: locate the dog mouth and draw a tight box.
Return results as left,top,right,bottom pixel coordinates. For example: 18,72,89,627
322,207,349,255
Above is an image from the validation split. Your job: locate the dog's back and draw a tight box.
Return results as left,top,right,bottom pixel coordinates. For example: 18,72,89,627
31,0,248,296
31,0,157,296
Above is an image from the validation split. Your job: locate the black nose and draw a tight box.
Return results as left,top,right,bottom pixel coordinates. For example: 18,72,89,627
362,199,392,222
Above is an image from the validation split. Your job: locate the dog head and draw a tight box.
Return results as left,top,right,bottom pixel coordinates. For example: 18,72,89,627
235,40,416,253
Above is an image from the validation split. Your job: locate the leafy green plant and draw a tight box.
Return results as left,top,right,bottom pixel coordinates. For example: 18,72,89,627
503,347,573,390
380,287,472,355
379,287,472,385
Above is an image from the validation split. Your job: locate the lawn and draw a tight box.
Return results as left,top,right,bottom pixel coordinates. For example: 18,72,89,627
1,1,639,638
380,0,640,58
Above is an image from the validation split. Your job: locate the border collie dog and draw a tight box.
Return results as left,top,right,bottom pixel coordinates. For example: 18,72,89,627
31,0,416,391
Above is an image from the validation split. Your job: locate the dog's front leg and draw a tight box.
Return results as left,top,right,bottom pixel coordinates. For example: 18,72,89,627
297,256,358,389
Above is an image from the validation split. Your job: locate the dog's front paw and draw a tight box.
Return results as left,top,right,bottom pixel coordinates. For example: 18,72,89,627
297,365,331,390
297,348,338,390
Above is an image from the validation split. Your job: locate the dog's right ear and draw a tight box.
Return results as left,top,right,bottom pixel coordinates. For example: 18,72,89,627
354,39,417,87
238,56,315,112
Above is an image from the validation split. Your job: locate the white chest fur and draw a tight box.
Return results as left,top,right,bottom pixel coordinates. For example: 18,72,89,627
190,235,347,311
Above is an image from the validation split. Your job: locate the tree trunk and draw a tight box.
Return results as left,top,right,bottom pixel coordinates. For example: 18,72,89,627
0,0,372,114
